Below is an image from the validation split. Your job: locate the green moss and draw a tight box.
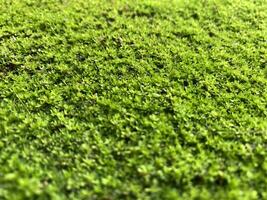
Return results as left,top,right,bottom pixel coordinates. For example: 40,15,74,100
0,0,267,199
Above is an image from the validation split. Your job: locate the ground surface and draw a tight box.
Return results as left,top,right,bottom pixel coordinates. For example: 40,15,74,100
0,0,267,199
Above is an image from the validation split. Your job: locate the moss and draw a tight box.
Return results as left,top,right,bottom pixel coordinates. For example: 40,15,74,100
0,0,267,199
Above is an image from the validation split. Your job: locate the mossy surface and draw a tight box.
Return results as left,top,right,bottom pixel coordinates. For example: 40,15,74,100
0,0,267,199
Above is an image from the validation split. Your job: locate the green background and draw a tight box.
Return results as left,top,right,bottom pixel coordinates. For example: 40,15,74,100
0,0,267,199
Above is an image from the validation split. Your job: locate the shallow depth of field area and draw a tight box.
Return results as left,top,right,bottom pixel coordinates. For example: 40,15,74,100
0,0,267,199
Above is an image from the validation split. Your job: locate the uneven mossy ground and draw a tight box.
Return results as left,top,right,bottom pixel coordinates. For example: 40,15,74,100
0,0,267,199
